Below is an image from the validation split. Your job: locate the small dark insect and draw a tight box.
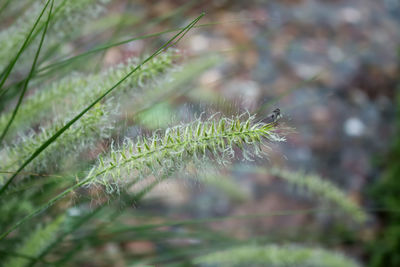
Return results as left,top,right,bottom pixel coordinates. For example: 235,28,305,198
263,108,282,124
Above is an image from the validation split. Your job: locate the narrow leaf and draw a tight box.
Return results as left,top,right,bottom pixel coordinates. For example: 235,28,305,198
0,13,205,239
0,0,51,92
0,0,54,145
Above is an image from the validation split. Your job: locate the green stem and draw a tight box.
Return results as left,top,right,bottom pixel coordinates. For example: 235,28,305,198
0,0,52,92
0,13,205,238
0,0,54,145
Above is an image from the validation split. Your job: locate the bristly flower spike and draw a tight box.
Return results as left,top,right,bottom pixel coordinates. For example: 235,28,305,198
83,113,286,192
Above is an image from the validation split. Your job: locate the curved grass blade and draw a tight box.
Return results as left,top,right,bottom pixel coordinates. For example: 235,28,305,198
40,28,181,73
1,17,223,98
0,27,198,101
0,13,204,239
0,30,179,100
0,0,70,81
0,13,203,195
0,0,54,145
27,177,147,266
27,205,104,267
36,174,167,266
1,15,240,99
0,13,203,193
0,0,51,92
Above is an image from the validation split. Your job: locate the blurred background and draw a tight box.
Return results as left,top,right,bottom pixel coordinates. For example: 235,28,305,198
104,1,398,265
1,0,400,266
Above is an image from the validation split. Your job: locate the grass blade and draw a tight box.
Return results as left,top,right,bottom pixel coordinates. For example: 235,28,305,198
27,206,104,267
0,17,225,99
0,29,180,99
27,178,146,266
0,0,54,145
0,13,203,194
0,13,204,239
0,0,51,92
1,18,219,97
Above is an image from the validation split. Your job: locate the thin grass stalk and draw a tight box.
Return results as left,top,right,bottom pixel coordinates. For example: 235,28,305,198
0,0,51,92
0,0,54,145
0,111,284,240
3,21,219,94
0,13,204,195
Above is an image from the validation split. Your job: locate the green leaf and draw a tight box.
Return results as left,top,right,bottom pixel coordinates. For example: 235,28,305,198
0,13,205,240
0,0,52,92
0,0,54,145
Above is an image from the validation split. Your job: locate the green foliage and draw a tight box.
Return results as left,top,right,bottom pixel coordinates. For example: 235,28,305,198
0,196,34,227
369,89,400,266
270,168,367,224
0,13,204,195
0,103,114,182
0,0,54,146
4,215,65,267
194,244,360,267
0,1,372,266
0,51,176,140
0,0,109,72
0,53,176,183
0,52,219,184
